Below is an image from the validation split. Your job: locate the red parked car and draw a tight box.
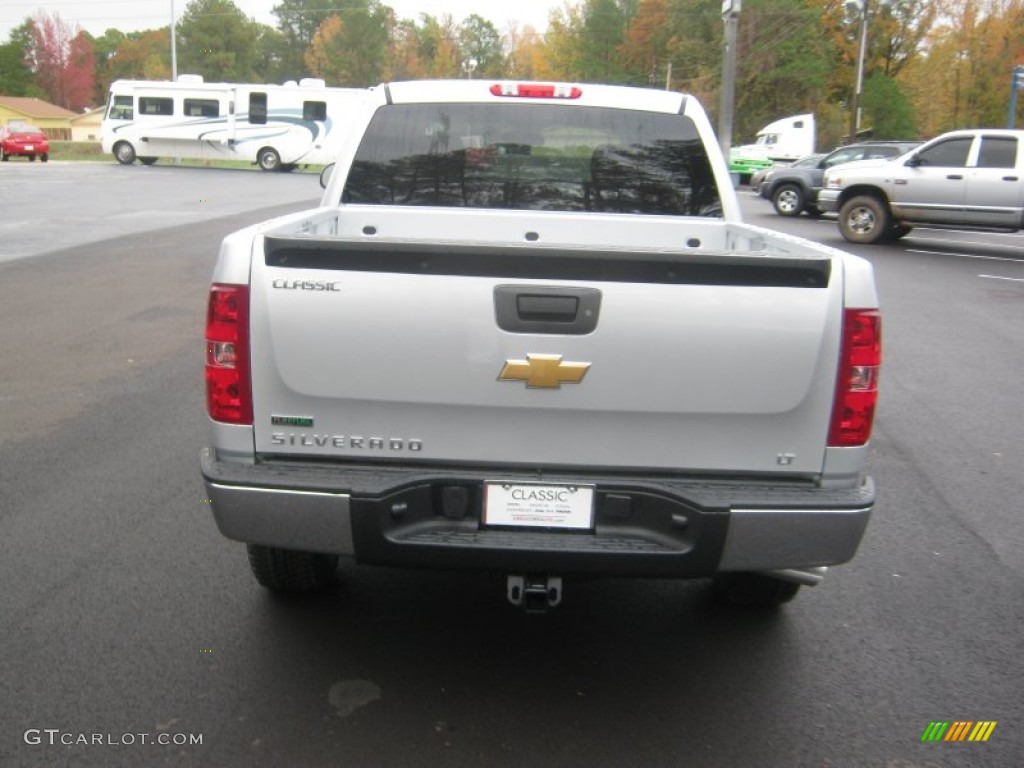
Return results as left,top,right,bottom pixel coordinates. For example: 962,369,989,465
1,124,50,162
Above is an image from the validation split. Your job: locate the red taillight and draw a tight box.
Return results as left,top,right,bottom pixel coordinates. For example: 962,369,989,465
205,284,252,425
828,309,881,447
489,83,583,99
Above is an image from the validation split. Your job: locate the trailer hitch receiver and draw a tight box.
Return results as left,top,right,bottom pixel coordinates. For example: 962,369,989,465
507,575,563,612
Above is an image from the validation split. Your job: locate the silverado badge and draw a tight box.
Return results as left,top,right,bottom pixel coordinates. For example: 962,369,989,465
498,354,591,389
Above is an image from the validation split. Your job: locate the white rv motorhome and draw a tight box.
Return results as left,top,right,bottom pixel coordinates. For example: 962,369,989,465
101,76,365,171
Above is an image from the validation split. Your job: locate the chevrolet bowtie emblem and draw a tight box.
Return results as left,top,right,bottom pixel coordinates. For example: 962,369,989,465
498,354,591,389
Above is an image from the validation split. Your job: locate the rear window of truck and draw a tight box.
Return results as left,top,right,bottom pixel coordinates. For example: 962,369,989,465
342,103,722,217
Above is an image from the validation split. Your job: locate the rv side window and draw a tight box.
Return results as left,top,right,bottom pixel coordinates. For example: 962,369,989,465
139,97,174,116
185,98,220,118
107,95,133,120
303,101,328,121
249,93,268,125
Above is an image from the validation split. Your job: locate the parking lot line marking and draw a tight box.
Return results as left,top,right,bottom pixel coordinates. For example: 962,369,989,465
907,249,1024,264
978,274,1024,283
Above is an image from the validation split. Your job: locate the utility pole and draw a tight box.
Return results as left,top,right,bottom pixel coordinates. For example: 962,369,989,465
847,0,868,144
170,0,178,81
718,0,740,160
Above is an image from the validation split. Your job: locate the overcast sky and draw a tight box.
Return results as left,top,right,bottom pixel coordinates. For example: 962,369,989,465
0,0,559,43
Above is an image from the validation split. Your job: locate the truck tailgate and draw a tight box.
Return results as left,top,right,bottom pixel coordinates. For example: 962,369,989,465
249,237,843,476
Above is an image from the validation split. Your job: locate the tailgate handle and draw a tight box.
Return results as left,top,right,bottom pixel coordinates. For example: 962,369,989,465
517,294,578,322
494,285,601,335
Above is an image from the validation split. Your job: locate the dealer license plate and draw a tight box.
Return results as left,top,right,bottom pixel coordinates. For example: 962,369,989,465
484,483,594,530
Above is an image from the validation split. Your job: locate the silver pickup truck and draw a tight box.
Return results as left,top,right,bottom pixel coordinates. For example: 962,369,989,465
201,81,880,610
818,128,1024,244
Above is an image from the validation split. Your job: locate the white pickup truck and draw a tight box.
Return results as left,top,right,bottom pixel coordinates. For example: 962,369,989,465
201,80,880,610
818,128,1024,244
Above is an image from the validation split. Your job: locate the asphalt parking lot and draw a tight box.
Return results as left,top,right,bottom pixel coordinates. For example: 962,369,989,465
0,161,321,263
1,165,1022,767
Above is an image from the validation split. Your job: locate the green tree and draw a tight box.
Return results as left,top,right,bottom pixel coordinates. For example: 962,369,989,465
458,15,505,78
254,24,292,83
577,0,632,83
860,73,916,137
727,0,833,142
176,0,259,81
90,28,126,103
0,20,43,97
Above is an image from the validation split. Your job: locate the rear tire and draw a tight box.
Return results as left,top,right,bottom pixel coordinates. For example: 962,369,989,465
246,544,338,592
712,572,801,607
771,183,805,217
257,147,281,172
113,141,136,165
40,153,48,162
838,194,891,244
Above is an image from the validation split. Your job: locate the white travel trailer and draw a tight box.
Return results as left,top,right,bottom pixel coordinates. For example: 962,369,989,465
101,76,365,171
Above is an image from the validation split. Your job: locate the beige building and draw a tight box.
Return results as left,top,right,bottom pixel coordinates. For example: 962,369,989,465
0,96,79,140
70,107,105,142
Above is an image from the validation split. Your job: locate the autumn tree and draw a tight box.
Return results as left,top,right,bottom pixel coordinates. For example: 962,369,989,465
536,0,635,83
105,30,172,83
413,14,462,79
817,0,934,140
905,0,1024,134
176,0,260,81
505,24,545,79
304,2,391,86
27,11,96,110
272,0,340,77
534,4,586,80
384,19,428,80
618,0,670,86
